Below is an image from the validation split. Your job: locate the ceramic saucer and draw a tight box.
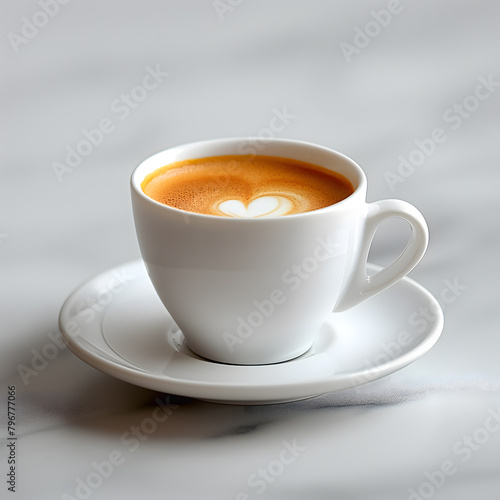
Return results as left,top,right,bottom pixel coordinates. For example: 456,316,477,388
59,260,444,404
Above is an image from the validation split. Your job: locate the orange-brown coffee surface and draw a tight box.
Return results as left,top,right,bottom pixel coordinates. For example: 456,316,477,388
141,155,354,217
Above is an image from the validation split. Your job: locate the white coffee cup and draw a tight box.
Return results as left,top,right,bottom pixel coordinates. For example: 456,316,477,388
131,138,428,365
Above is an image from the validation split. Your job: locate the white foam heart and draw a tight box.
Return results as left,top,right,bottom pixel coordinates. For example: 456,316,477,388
218,196,293,218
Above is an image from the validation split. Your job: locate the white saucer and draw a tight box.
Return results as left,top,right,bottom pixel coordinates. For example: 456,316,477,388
59,260,444,404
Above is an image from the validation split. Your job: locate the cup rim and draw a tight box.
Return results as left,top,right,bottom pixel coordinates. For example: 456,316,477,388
130,137,367,221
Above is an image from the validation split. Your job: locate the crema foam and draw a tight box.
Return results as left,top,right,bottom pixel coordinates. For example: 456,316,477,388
141,155,354,217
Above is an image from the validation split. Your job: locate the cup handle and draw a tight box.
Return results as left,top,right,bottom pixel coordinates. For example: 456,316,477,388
334,199,429,312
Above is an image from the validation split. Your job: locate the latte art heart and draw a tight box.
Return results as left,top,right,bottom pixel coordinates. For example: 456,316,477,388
218,196,293,218
141,155,354,217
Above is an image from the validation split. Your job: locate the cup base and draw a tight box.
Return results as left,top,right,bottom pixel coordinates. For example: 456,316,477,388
59,260,444,404
184,341,314,366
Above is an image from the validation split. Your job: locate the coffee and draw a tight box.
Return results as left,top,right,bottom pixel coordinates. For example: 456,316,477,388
132,139,429,365
141,155,354,218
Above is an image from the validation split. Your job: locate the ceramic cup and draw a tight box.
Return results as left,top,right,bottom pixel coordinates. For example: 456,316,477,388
131,138,428,365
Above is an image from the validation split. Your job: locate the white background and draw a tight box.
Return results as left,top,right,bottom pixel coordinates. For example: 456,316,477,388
1,1,499,499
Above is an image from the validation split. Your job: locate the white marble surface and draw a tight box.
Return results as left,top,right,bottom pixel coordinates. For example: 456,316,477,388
1,1,499,499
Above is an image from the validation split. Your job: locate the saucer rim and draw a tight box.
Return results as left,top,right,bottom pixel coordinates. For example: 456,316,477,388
59,260,444,404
